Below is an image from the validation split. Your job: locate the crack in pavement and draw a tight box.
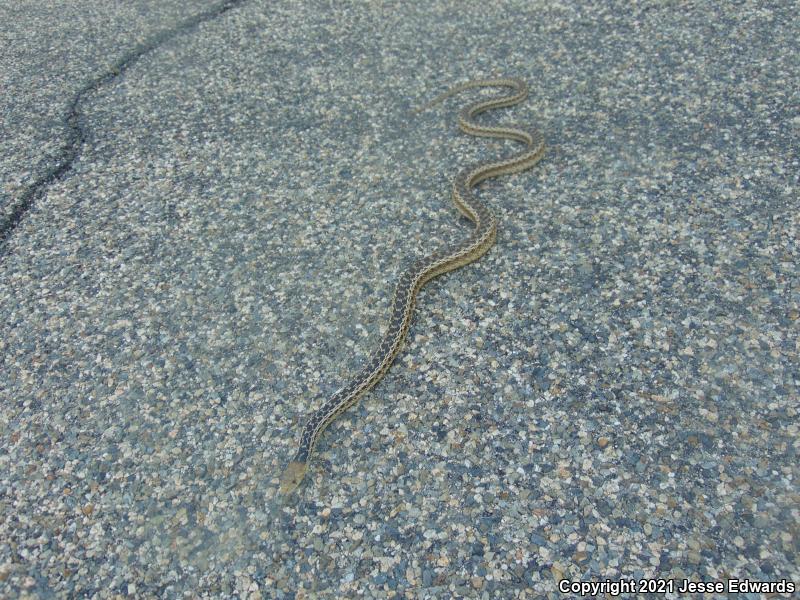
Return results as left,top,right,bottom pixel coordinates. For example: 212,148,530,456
0,0,248,256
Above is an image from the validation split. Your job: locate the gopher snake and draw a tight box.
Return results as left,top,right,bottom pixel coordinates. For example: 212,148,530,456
279,78,545,495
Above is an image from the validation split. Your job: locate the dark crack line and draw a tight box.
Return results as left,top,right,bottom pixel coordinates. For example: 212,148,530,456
0,0,248,256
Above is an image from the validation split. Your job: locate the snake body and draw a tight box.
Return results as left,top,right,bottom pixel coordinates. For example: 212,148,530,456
279,78,545,494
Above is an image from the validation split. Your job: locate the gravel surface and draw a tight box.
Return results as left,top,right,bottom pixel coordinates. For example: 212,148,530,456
2,0,798,598
0,0,226,232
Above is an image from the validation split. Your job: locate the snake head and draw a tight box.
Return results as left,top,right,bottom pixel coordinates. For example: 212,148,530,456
279,461,308,495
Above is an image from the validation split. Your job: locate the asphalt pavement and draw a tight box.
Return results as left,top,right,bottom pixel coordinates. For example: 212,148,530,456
1,1,798,597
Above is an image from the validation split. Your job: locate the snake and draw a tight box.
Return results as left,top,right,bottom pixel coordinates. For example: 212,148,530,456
278,77,545,495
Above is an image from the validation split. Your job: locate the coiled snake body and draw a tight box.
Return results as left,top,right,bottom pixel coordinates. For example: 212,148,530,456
279,78,545,494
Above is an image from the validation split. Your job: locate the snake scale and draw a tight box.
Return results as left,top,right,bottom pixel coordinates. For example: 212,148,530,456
279,77,545,495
